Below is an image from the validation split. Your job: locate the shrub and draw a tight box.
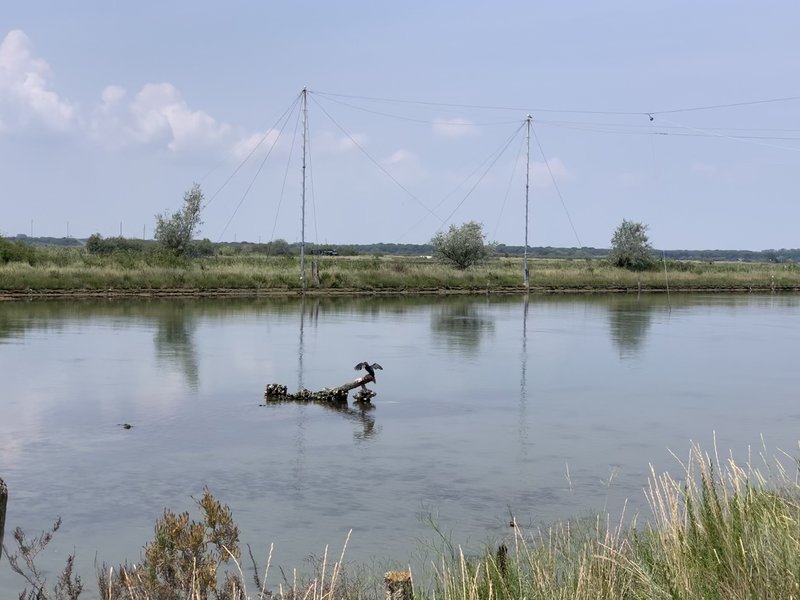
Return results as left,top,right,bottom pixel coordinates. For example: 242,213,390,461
99,488,242,599
5,517,83,600
431,221,489,269
0,237,39,265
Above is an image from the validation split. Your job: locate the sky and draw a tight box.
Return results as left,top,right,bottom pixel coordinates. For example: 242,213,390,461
1,1,799,250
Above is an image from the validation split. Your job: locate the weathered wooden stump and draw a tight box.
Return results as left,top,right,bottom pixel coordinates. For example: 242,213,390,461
354,388,377,403
0,477,7,560
384,570,412,600
496,543,508,578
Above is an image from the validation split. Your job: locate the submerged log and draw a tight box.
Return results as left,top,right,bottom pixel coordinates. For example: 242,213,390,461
0,477,6,560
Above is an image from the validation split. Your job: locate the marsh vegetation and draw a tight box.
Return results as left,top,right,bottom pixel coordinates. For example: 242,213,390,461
6,443,800,599
1,241,799,294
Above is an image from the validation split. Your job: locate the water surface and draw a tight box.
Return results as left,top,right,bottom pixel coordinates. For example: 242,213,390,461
1,293,799,594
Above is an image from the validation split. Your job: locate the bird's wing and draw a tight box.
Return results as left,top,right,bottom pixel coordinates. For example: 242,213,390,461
372,363,383,370
354,362,366,370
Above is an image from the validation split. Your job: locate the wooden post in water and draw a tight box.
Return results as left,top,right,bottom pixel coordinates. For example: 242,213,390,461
0,477,7,559
384,570,412,600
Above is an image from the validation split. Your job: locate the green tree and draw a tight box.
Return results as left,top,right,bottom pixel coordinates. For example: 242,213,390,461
431,221,490,269
268,238,292,256
154,183,204,256
609,219,654,271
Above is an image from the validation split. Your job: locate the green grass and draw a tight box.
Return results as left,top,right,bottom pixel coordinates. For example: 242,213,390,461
424,442,800,600
2,251,799,295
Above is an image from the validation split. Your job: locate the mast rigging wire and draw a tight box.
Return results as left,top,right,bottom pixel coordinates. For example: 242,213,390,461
531,126,583,248
396,120,528,242
309,95,443,224
438,121,526,228
492,130,527,240
204,92,302,210
268,99,304,247
217,99,301,240
314,89,800,118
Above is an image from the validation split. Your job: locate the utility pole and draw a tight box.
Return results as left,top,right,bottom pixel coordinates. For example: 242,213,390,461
300,87,308,291
524,115,532,289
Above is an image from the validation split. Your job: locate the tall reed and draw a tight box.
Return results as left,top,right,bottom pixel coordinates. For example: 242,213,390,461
426,441,800,600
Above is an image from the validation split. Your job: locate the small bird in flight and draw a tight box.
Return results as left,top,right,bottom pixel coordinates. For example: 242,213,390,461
354,361,383,382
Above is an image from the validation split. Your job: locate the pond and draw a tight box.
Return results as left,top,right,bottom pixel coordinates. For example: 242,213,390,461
1,293,799,595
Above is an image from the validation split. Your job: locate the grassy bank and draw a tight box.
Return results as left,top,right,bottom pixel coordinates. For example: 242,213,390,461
2,249,799,296
6,442,800,599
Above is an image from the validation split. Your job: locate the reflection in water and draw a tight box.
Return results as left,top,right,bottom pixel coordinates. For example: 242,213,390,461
431,300,495,355
607,298,655,359
518,296,529,458
294,297,321,494
154,303,199,389
264,398,379,442
297,297,320,389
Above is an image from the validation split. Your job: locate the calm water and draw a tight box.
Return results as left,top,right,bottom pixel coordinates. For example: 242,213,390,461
1,293,799,594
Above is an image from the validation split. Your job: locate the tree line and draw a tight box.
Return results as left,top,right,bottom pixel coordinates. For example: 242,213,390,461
4,183,799,265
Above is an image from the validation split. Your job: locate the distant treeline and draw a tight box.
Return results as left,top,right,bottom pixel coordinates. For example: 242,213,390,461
5,234,800,263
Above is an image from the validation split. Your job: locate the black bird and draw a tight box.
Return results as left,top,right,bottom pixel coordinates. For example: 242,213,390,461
354,361,383,382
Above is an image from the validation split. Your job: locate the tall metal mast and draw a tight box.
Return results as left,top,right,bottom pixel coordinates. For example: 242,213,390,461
300,87,308,291
524,114,532,289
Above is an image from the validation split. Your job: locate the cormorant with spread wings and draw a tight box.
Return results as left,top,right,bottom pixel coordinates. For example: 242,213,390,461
354,361,383,382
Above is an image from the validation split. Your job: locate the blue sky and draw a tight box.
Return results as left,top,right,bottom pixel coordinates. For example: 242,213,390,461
1,1,799,250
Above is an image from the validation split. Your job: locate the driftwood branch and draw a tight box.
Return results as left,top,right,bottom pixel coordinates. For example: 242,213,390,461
265,373,377,405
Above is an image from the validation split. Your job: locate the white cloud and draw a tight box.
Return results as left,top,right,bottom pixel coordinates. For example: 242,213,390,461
383,149,417,165
381,148,426,182
99,85,126,106
231,129,281,161
0,29,76,132
129,82,232,153
0,29,266,158
529,157,570,187
314,130,367,154
90,81,270,159
87,84,128,148
432,117,476,138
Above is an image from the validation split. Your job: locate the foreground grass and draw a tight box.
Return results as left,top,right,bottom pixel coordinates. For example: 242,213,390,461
436,444,800,600
7,442,800,599
2,251,799,294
